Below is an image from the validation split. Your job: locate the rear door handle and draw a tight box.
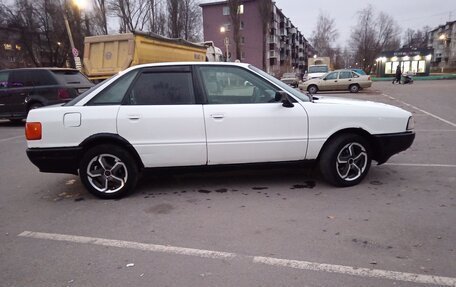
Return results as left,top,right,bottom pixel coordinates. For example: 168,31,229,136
210,114,225,119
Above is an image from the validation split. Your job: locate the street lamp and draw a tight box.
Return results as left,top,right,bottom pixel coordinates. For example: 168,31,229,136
220,26,229,62
61,0,86,69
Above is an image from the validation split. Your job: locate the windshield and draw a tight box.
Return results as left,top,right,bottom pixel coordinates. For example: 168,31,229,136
249,65,309,102
308,66,328,73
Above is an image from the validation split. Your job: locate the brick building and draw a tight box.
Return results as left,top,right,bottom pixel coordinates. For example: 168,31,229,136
200,0,314,77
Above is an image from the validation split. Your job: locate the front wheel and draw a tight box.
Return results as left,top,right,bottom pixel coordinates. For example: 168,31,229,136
319,134,371,187
79,144,139,199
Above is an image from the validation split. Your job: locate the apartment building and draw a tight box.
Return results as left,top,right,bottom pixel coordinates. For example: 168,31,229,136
428,20,456,72
200,0,314,77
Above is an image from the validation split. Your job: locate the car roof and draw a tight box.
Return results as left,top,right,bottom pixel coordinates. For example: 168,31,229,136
0,67,79,72
129,61,251,70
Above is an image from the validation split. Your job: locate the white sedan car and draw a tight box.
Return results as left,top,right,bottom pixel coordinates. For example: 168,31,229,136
26,63,415,199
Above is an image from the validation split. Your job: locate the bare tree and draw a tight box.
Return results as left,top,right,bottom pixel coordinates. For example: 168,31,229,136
258,0,272,70
403,26,430,49
310,12,338,57
167,0,181,37
109,0,150,33
92,0,108,34
349,5,400,73
180,0,202,41
227,0,241,60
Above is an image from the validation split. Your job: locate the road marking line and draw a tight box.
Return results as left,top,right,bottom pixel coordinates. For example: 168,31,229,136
382,94,456,128
384,163,456,168
18,231,456,286
0,135,23,143
18,231,235,260
253,257,456,286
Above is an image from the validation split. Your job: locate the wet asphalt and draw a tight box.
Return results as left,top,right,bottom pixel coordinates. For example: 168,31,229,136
0,80,455,287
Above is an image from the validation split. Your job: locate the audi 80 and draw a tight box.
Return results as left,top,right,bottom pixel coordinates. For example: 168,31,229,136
25,63,415,199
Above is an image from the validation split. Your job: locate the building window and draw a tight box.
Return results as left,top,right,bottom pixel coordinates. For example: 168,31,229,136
224,23,231,31
223,6,229,16
238,4,244,14
3,43,13,50
240,21,244,30
418,60,425,73
241,51,246,60
241,36,245,45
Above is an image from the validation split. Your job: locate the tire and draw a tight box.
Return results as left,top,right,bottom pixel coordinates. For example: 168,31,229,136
79,144,139,199
307,85,318,94
319,134,371,187
349,84,360,93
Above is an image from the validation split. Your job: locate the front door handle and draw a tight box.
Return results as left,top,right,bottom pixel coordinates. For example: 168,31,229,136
128,115,141,120
210,114,225,119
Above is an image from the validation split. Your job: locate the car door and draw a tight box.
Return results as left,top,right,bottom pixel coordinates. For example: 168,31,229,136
117,66,207,167
0,71,9,116
337,71,353,90
197,65,308,165
320,72,339,91
5,70,33,117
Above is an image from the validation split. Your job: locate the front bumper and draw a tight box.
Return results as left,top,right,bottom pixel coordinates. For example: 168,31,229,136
27,147,83,175
372,131,415,164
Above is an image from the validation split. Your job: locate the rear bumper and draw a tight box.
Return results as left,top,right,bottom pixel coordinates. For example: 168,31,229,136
372,132,415,164
26,147,82,175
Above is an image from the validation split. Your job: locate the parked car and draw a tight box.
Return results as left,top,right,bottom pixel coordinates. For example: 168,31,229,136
299,70,372,94
280,72,299,88
0,68,93,122
26,62,415,199
350,68,367,75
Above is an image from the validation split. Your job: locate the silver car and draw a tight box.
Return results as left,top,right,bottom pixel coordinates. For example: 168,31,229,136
299,70,372,94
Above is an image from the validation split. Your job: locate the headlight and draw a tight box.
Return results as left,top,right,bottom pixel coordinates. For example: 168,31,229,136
406,116,415,130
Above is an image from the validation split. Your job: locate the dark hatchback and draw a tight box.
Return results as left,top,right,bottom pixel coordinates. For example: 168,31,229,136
0,68,93,122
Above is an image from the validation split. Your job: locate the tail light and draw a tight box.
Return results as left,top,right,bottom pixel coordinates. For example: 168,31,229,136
25,122,42,140
57,88,70,100
368,76,371,81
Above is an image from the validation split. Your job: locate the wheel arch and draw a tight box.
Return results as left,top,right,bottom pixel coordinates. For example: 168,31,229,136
79,133,144,169
317,128,379,161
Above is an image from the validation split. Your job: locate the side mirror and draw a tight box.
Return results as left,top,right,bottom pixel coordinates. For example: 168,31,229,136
275,91,294,108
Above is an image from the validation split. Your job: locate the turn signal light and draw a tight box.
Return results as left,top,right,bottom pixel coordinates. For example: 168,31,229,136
25,122,42,140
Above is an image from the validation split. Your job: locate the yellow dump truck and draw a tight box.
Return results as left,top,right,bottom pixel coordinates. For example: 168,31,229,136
83,32,218,81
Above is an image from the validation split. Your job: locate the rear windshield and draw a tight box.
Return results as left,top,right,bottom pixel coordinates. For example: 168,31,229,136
52,70,92,85
308,66,328,73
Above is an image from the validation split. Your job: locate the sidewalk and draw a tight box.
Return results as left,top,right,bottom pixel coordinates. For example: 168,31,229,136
372,74,456,81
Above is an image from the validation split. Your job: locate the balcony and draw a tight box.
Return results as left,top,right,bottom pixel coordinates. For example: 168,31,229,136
269,35,278,44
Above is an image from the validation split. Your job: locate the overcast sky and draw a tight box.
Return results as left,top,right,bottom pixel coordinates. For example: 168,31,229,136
202,0,456,47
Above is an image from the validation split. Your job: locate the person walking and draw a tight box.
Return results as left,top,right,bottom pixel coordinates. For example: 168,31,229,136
393,65,402,84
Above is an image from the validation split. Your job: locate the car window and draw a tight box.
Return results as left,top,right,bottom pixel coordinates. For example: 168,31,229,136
325,72,338,80
352,72,360,78
0,71,9,88
8,70,33,88
128,72,195,105
198,66,277,104
52,70,92,85
339,71,352,79
30,70,58,86
87,71,138,106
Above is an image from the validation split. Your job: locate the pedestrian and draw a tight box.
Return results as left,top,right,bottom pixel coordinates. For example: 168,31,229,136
393,65,401,84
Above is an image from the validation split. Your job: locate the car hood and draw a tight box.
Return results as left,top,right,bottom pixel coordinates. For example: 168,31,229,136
310,96,411,117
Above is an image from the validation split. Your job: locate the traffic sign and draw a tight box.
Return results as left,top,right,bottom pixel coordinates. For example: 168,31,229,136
72,48,79,58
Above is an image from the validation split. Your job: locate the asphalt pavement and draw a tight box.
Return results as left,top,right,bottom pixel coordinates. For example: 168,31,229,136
1,80,455,287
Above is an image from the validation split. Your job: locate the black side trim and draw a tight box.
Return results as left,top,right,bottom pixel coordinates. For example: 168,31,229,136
372,132,415,164
27,147,82,175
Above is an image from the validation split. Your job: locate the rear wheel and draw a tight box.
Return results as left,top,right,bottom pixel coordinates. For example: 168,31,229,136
79,144,139,199
349,84,360,93
319,134,371,187
307,85,318,94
